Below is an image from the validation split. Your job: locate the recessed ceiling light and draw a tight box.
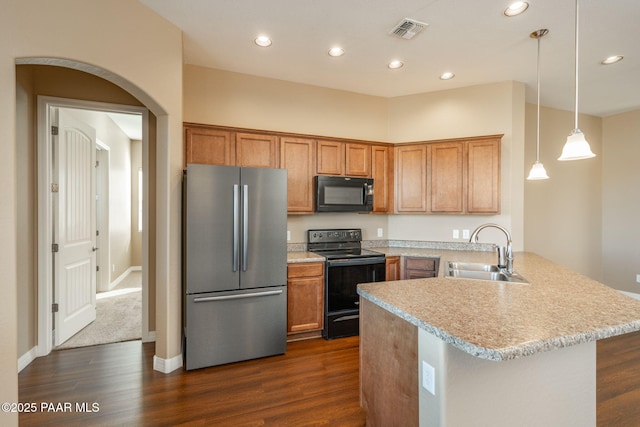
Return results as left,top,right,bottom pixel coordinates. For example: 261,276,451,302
328,47,345,57
388,60,404,69
440,72,455,80
504,1,529,17
254,36,272,47
601,55,623,65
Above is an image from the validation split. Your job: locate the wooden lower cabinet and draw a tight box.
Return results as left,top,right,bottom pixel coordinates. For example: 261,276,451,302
403,256,440,279
385,256,401,281
287,262,324,340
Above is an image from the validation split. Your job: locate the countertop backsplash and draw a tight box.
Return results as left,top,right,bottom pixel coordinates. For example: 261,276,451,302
287,240,496,253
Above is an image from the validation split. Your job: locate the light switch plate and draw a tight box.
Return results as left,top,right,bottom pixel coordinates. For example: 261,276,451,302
452,229,460,239
422,360,436,395
636,274,640,283
287,231,291,241
377,228,383,237
462,229,470,239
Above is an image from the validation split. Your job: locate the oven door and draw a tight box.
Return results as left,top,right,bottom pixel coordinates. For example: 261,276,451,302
324,257,385,339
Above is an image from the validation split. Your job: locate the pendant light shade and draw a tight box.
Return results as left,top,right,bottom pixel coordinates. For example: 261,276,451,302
558,0,596,161
527,161,549,180
527,29,549,181
558,129,595,160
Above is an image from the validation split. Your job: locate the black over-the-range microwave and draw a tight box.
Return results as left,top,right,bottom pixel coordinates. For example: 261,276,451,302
314,175,374,213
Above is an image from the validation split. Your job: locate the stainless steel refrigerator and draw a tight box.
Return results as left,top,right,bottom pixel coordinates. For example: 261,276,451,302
182,164,287,370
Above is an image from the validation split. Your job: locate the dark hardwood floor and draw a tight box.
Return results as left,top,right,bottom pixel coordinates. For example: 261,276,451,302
18,330,640,426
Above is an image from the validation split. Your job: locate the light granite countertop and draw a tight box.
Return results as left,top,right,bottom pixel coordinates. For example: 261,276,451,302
286,251,325,263
357,250,640,361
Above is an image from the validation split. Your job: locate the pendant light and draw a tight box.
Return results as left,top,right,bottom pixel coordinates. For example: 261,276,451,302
558,0,595,161
527,29,550,180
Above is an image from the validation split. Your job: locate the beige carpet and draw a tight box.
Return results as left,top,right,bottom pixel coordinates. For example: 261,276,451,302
56,271,142,350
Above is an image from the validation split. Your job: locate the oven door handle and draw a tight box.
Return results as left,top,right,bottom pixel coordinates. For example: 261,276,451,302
333,314,359,322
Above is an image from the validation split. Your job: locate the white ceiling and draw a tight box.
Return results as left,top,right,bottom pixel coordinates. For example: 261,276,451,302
107,112,142,140
140,0,639,117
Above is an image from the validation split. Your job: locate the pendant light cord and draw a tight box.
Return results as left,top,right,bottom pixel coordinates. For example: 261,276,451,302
574,0,580,130
536,33,541,162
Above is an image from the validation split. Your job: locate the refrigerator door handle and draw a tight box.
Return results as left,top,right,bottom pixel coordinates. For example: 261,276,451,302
242,184,249,272
233,184,239,272
193,289,283,303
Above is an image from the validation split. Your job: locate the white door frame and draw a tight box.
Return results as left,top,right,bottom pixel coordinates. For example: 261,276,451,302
37,95,151,356
95,140,110,293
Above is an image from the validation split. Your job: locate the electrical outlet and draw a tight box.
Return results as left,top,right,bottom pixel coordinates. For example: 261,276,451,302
636,274,640,283
287,230,291,241
452,229,460,239
462,229,470,239
422,361,436,395
377,228,383,237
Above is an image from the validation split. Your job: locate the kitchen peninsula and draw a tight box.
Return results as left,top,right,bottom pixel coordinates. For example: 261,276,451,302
358,250,640,427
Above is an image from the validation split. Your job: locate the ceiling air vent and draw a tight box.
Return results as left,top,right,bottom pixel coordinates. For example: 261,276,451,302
389,18,429,40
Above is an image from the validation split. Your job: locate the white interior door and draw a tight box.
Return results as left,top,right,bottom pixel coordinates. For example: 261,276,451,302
54,109,97,346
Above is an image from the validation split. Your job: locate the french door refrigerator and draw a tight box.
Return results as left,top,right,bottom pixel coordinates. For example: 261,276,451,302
183,164,287,370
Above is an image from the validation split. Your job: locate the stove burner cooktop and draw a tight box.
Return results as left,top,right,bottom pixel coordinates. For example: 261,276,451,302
307,228,384,260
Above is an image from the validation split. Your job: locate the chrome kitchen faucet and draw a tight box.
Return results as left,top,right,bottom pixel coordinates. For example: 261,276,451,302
469,223,514,274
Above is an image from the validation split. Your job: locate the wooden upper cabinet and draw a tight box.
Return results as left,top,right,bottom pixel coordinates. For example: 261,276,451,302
345,143,371,177
372,145,393,213
430,142,464,213
280,137,315,214
467,138,500,214
235,133,279,168
316,140,345,175
184,126,234,166
395,145,427,213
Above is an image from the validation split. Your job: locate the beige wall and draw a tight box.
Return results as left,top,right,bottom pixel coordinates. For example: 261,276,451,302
184,68,526,247
184,65,389,142
4,1,182,420
524,104,602,279
602,110,640,292
387,81,526,249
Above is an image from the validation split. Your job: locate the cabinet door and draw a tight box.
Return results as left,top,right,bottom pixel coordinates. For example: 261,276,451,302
280,137,315,214
403,257,439,279
395,145,427,212
287,263,324,334
430,142,464,213
317,140,345,175
345,143,371,177
236,133,279,168
372,146,393,213
467,138,500,214
184,126,234,166
385,256,401,281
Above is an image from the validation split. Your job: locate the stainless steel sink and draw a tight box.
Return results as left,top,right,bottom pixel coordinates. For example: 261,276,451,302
445,261,528,284
447,262,501,272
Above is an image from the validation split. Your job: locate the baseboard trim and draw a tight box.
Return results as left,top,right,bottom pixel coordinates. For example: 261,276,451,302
153,353,183,373
109,266,142,290
18,346,38,373
620,290,640,301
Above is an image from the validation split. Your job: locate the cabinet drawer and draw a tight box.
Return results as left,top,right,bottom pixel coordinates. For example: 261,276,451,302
404,257,437,272
287,262,324,279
